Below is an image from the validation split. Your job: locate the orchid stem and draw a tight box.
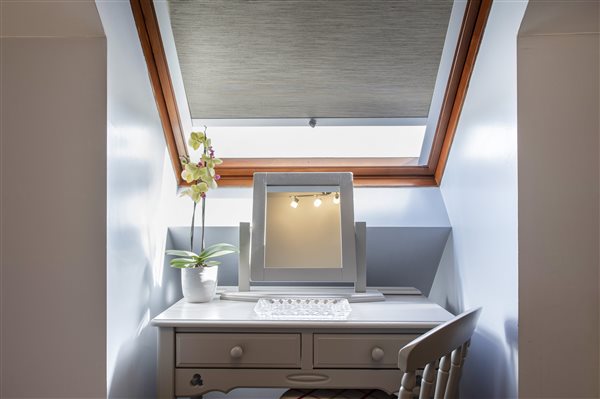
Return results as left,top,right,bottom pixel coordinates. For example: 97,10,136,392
190,201,197,252
200,126,208,253
201,196,206,252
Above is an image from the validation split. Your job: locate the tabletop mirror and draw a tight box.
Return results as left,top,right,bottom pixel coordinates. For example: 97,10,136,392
221,172,384,302
253,172,356,282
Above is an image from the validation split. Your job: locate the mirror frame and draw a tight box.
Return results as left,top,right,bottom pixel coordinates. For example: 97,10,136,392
250,172,357,282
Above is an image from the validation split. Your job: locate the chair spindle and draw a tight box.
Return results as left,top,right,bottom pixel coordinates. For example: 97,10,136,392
419,361,437,399
444,346,464,399
433,354,450,399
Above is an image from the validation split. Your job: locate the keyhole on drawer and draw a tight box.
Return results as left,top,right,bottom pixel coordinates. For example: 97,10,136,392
190,373,204,386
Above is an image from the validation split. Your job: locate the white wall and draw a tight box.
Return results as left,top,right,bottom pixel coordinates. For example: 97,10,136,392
429,2,526,398
518,1,600,397
165,187,450,228
166,186,452,295
95,2,183,398
0,1,107,397
97,2,452,396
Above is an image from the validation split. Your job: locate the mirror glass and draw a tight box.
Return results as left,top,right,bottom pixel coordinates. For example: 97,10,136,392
265,186,342,269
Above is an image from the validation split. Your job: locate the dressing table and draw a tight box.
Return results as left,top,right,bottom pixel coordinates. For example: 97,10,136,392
153,173,453,398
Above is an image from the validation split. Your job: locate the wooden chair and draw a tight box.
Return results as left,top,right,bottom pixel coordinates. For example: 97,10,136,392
280,308,481,399
398,307,482,399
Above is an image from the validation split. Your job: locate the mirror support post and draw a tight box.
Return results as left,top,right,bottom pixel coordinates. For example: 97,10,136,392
238,222,251,292
355,222,367,293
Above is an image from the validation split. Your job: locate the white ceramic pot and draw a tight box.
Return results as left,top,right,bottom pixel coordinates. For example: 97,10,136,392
181,266,219,303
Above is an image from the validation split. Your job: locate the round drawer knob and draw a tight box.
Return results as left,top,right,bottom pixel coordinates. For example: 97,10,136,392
230,345,244,359
371,347,385,361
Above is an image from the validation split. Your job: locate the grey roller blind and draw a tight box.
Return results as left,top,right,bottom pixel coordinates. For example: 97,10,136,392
168,0,453,120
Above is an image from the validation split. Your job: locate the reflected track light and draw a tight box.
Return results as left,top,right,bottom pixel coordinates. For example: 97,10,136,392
290,196,299,208
333,193,340,204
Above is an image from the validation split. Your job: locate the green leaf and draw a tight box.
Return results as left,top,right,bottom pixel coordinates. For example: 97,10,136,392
166,250,199,258
170,257,197,266
204,260,221,266
198,243,239,260
201,243,238,255
170,263,193,269
202,249,237,259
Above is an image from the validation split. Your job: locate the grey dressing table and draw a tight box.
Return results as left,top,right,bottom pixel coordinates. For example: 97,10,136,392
153,173,453,398
152,293,453,398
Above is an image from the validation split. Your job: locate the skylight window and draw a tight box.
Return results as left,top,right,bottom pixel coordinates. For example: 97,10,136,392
132,0,494,186
185,125,426,159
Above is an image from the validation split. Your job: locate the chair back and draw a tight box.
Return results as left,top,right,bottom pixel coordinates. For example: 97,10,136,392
397,307,482,399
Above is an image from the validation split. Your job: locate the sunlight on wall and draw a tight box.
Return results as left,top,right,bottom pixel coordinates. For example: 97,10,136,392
166,188,254,227
150,150,179,288
135,309,151,337
464,125,516,162
107,126,171,288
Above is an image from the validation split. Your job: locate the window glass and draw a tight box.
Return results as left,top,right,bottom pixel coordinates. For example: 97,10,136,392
185,125,425,159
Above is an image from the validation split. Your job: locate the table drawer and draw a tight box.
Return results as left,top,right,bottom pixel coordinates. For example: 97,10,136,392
314,334,418,369
176,333,301,368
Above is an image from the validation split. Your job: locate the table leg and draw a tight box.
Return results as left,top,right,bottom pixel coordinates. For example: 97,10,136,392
158,327,175,399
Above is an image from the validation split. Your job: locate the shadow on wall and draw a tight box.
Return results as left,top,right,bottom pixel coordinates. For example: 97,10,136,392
429,233,464,314
108,232,181,398
461,326,516,399
106,129,182,398
429,233,519,399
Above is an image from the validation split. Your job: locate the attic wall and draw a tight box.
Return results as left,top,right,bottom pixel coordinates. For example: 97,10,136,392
430,2,527,398
518,1,600,397
166,186,451,294
169,226,450,294
95,2,184,398
0,2,107,397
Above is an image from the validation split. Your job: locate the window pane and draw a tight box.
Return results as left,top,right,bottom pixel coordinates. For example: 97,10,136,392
186,125,425,158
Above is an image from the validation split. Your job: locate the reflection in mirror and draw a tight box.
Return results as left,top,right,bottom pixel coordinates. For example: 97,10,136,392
265,186,342,269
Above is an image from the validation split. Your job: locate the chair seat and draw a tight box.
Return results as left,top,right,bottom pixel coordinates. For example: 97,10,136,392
280,389,396,399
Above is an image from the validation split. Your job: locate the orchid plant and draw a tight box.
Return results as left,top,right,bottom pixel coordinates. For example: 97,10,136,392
166,128,238,268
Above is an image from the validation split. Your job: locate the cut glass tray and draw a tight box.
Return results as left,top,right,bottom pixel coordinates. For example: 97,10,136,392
254,297,352,320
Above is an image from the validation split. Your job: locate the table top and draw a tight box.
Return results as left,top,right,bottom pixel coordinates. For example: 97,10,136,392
152,294,454,329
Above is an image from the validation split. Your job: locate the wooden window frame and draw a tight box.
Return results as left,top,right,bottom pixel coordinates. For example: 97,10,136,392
130,0,493,187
